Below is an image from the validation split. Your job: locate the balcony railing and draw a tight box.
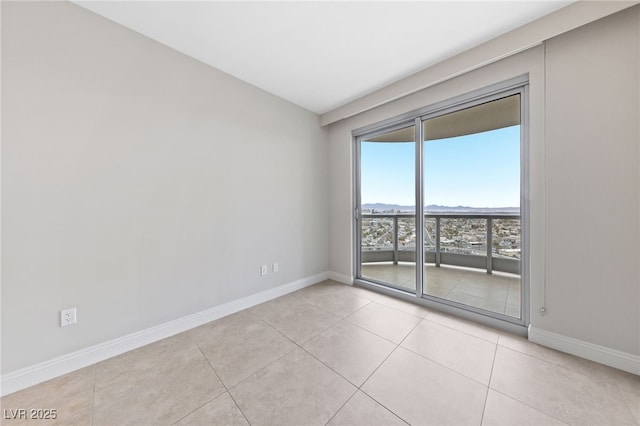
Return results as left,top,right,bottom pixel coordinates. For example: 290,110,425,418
361,213,521,275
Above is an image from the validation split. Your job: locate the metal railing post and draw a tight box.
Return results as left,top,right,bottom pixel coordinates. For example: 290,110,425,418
435,217,441,267
486,217,493,274
393,216,399,265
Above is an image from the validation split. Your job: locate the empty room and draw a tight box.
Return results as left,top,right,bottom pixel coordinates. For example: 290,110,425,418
1,1,639,425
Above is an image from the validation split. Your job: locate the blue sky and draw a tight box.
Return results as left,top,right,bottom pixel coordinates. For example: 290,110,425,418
361,125,520,208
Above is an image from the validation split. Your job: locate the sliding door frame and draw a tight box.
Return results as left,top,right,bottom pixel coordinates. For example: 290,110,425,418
353,75,530,331
353,120,416,293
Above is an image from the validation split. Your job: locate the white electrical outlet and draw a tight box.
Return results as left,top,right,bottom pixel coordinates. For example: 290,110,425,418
60,307,77,327
260,265,268,276
273,263,279,272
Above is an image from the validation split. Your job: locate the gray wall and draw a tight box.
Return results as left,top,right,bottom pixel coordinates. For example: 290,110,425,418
328,6,639,356
1,1,329,373
542,7,639,354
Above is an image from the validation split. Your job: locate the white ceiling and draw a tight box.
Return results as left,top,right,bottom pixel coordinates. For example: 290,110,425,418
74,1,573,114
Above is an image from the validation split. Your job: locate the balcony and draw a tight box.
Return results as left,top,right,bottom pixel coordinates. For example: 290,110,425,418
360,213,521,317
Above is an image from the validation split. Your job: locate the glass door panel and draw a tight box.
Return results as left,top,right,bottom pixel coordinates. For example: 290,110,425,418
422,95,523,318
358,125,416,292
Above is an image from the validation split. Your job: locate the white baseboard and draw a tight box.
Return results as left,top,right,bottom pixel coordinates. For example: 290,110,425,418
0,271,330,397
528,326,640,375
327,271,352,285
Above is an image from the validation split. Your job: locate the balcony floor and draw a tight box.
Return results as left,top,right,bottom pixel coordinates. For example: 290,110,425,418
361,263,521,318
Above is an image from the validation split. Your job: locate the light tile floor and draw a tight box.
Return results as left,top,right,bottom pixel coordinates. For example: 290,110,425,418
2,280,638,426
361,263,522,318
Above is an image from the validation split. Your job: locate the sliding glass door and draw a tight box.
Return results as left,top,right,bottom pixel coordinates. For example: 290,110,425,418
355,82,527,324
357,124,416,292
422,94,522,319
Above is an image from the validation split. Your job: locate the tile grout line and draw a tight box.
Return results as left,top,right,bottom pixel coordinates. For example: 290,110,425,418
297,289,376,319
293,317,399,391
495,339,632,384
184,343,253,426
337,317,428,424
488,388,570,426
396,314,426,348
168,344,226,425
299,290,440,425
222,383,252,426
394,317,503,388
269,285,426,351
423,314,499,344
201,307,348,399
617,383,640,426
441,273,461,298
479,341,500,425
359,278,518,341
321,387,359,426
343,314,418,347
489,345,635,425
397,343,493,389
261,321,366,426
192,315,298,395
355,345,411,426
371,298,432,319
224,299,363,425
354,388,412,426
396,266,518,316
271,289,418,425
251,293,345,346
89,363,98,426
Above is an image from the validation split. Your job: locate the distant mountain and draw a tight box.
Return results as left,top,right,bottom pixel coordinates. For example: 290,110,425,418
362,203,413,211
424,204,520,213
361,203,519,213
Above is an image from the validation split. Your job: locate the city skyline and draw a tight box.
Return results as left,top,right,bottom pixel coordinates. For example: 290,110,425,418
361,125,521,208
